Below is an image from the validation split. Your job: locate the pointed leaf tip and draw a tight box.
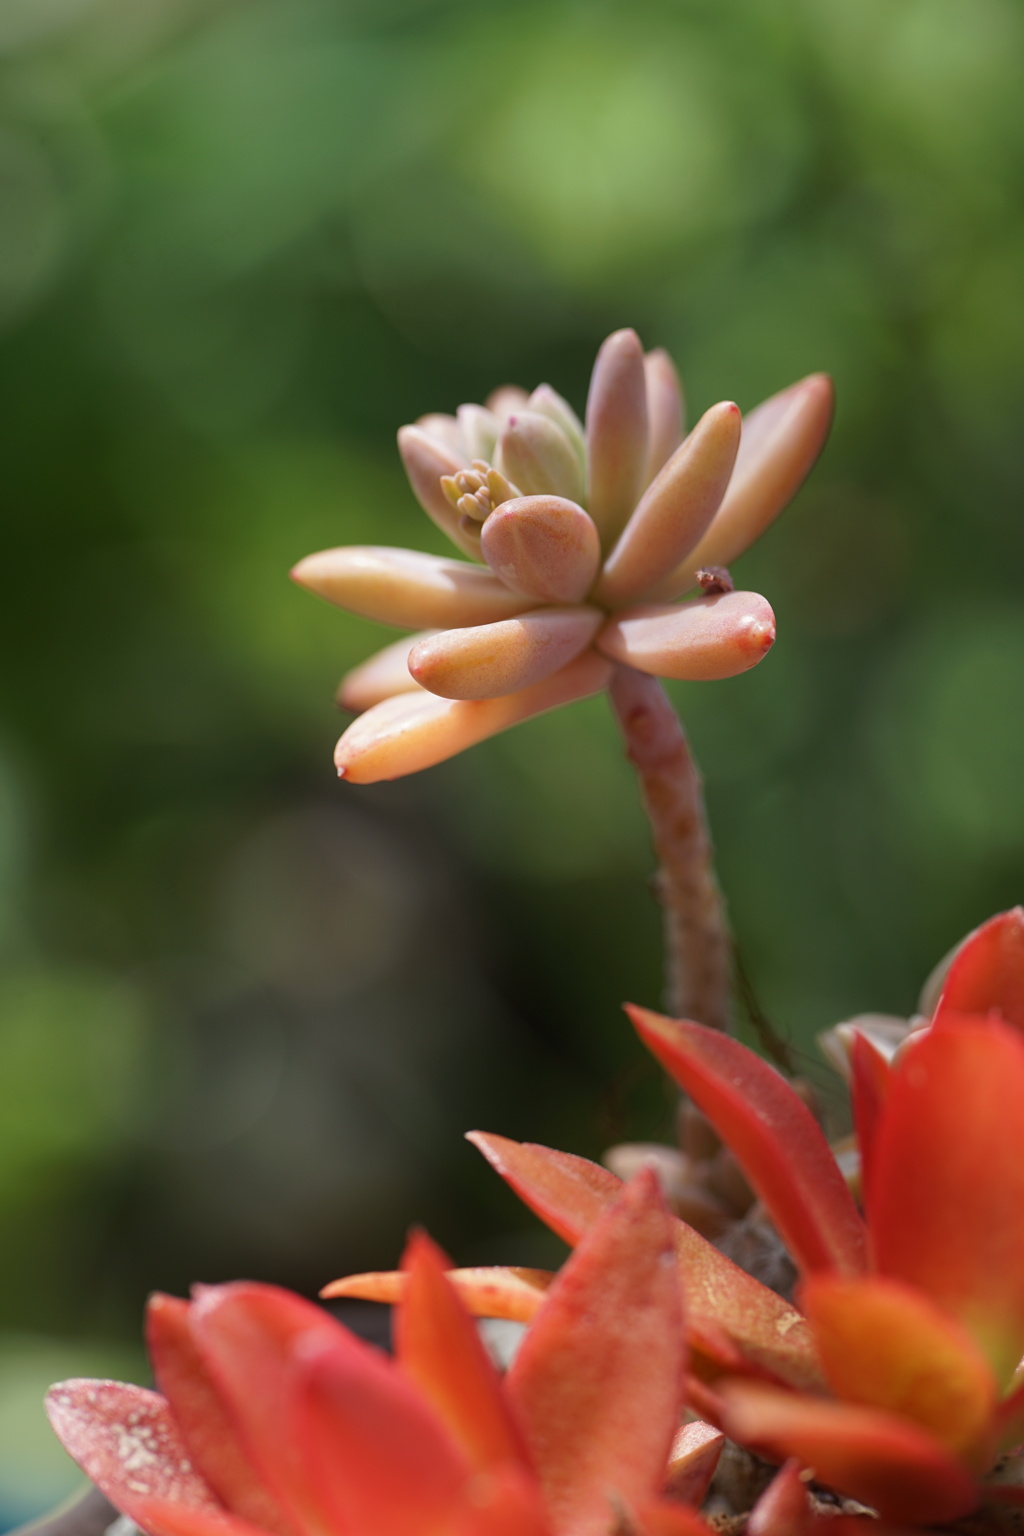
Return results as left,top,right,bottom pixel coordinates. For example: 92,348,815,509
627,1006,866,1277
933,907,1024,1031
395,1229,529,1475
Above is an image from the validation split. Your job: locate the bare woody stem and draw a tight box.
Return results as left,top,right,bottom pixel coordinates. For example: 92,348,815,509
608,663,731,1031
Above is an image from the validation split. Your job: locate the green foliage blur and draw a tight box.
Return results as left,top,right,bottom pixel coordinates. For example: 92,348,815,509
0,0,1023,1513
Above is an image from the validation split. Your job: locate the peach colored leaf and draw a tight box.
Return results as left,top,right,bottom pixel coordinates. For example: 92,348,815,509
642,350,685,485
596,593,775,681
480,497,600,605
656,374,834,599
596,401,740,608
337,633,430,712
586,329,649,546
290,547,529,629
335,651,610,782
321,1267,553,1323
409,607,601,701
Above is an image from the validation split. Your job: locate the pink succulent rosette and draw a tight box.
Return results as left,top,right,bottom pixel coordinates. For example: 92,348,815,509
291,329,833,783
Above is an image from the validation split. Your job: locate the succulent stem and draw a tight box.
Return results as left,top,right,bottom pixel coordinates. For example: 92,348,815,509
609,664,731,1030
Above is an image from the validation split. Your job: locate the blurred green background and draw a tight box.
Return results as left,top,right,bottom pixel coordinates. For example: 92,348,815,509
1,0,1024,1517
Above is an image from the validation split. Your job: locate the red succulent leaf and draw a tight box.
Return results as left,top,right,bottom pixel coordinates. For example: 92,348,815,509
45,1380,224,1527
627,1008,867,1278
662,1422,724,1506
321,1266,553,1323
128,1501,271,1536
147,1295,296,1536
718,1381,979,1525
932,909,1024,1031
505,1168,685,1536
870,1018,1024,1384
798,1275,997,1466
452,1468,553,1536
467,1131,823,1391
294,1328,472,1536
189,1282,414,1536
849,1031,890,1215
395,1231,531,1475
631,1501,714,1536
746,1460,812,1536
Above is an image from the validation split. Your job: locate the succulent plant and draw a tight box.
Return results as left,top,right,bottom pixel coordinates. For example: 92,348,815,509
291,328,832,785
332,909,1024,1527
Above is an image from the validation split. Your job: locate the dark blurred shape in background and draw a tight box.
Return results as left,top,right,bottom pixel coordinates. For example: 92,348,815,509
0,0,1023,1516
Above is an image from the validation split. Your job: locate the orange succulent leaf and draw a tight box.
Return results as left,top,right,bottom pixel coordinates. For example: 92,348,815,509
505,1168,686,1536
45,1380,225,1528
797,1275,997,1467
626,1008,867,1278
662,1421,724,1506
717,1380,979,1525
396,1231,530,1476
746,1459,812,1536
870,1018,1024,1384
631,1500,715,1536
146,1295,296,1536
932,908,1024,1031
466,1131,823,1391
294,1324,473,1536
321,1266,553,1324
848,1032,889,1215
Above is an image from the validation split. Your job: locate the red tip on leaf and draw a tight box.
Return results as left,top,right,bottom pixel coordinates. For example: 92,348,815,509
506,1168,686,1536
718,1381,979,1525
798,1275,997,1466
627,1007,867,1278
146,1295,295,1536
747,1460,812,1536
294,1328,472,1536
849,1032,890,1218
45,1381,222,1529
870,1018,1024,1384
396,1230,530,1475
467,1131,823,1391
933,909,1024,1031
